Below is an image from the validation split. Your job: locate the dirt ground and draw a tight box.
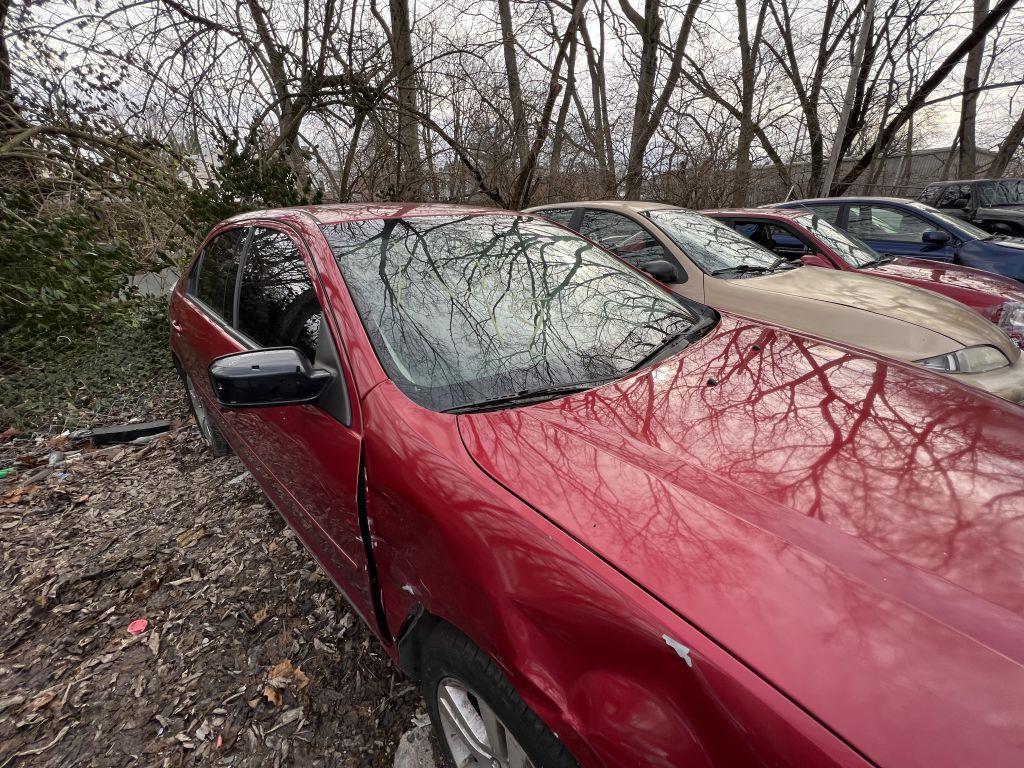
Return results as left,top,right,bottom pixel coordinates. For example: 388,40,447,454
0,386,427,767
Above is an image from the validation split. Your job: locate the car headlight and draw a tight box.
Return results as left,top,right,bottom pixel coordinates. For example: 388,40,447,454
999,301,1024,333
915,345,1010,373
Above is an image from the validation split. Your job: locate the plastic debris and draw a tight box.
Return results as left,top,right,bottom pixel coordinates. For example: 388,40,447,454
127,619,149,635
90,420,172,446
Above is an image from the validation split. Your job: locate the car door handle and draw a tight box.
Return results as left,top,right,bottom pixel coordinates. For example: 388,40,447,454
171,320,183,332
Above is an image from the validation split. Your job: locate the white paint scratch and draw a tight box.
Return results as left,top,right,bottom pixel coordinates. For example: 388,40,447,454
662,634,693,668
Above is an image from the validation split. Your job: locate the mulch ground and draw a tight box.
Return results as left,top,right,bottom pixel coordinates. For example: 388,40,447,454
0,393,425,766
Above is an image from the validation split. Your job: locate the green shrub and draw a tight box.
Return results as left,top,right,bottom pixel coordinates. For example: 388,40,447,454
0,194,139,337
0,298,180,431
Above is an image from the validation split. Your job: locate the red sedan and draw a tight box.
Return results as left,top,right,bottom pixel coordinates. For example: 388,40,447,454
170,204,1024,768
705,207,1024,348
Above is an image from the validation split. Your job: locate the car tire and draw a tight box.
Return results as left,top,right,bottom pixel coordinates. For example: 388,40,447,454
183,372,232,457
420,623,579,768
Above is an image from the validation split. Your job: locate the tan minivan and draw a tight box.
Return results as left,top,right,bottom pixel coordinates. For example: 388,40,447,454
524,201,1024,404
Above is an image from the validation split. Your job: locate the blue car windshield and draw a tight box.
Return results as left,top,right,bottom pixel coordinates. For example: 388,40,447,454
907,201,990,241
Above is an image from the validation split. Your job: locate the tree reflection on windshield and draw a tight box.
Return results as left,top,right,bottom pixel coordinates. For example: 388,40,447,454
322,214,707,412
647,208,800,276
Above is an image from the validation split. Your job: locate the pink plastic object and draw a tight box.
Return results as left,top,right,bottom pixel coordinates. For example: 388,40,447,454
127,619,148,635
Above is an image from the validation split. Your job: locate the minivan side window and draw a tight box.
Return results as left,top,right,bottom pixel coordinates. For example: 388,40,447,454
194,228,246,321
237,227,324,363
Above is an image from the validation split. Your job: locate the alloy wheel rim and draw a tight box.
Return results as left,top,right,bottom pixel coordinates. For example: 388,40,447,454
185,376,214,443
435,678,535,768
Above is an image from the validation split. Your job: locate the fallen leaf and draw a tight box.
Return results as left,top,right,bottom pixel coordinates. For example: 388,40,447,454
262,685,282,707
251,606,269,625
30,689,58,711
176,527,205,548
267,659,309,692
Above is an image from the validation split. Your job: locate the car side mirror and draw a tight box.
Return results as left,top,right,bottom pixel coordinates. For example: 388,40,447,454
209,347,332,408
922,230,951,246
801,253,832,268
639,259,679,283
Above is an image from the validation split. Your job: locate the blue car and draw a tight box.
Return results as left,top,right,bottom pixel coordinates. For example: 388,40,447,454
773,196,1024,283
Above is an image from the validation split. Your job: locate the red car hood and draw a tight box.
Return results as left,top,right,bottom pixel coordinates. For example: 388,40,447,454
867,257,1024,308
459,316,1024,768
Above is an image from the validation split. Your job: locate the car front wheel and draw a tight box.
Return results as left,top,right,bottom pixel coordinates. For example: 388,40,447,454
420,623,578,768
184,372,232,456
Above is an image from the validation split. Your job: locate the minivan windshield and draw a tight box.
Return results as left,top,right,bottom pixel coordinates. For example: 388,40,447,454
646,208,802,277
323,215,712,412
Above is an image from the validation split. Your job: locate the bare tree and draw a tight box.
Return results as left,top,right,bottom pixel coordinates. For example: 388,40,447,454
958,0,992,178
618,0,702,198
836,0,1022,194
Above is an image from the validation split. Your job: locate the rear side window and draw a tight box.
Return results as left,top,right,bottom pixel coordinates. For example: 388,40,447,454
194,228,246,321
537,208,576,227
802,204,842,225
847,204,931,242
237,227,323,362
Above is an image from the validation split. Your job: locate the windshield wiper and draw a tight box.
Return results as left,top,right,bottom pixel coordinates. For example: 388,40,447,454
711,263,770,276
626,312,718,374
865,253,895,267
712,256,793,277
443,380,615,414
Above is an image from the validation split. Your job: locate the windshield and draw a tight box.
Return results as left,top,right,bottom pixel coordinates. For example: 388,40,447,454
322,215,709,412
799,213,881,267
646,208,800,276
907,201,991,240
977,180,1024,207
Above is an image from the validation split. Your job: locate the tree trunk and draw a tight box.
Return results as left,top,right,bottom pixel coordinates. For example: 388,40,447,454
388,0,423,199
820,0,874,196
732,0,767,206
620,0,702,199
621,0,661,199
507,0,589,208
498,0,529,165
957,0,990,178
549,31,578,181
0,0,18,131
989,108,1024,176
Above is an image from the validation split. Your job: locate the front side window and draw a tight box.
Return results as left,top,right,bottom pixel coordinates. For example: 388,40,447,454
732,221,807,255
238,227,323,362
322,215,709,412
846,205,932,242
578,210,673,269
646,208,800,277
194,228,246,321
936,184,972,209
